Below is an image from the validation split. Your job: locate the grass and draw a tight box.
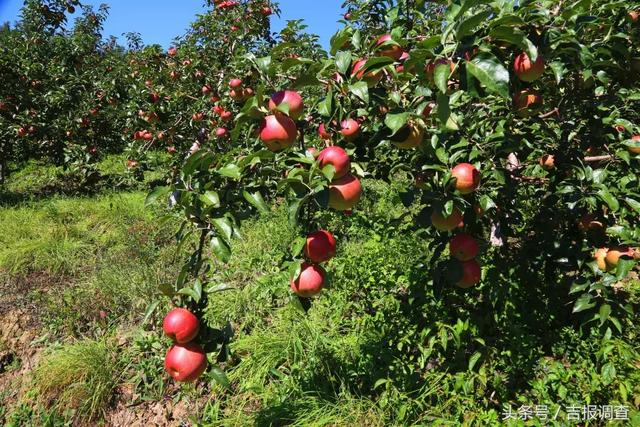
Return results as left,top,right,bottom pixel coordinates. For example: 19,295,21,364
31,338,123,423
0,163,639,425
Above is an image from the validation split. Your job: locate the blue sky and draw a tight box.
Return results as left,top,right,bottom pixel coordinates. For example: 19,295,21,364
0,0,344,48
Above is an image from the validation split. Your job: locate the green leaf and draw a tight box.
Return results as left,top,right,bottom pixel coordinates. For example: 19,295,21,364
573,293,596,313
598,304,611,326
616,258,635,280
456,9,492,39
318,89,333,117
466,53,510,99
145,186,170,207
210,365,230,389
291,236,306,257
625,197,640,214
434,62,450,94
211,236,231,263
142,301,159,325
217,163,241,180
335,51,352,75
349,81,369,104
242,190,269,214
212,217,234,243
489,26,538,62
601,362,616,385
384,112,410,135
468,351,482,371
597,188,619,212
321,164,336,181
255,56,272,74
178,285,201,303
200,191,221,208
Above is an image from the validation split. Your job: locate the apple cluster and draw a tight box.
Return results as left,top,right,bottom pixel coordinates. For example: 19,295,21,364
162,308,208,382
430,163,483,288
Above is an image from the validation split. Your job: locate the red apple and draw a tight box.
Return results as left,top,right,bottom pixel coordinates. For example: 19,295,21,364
456,259,481,288
220,110,233,121
202,85,212,95
376,34,403,60
229,78,243,89
351,58,383,87
340,119,360,141
268,90,304,120
449,233,479,261
167,47,177,57
318,123,333,140
328,173,362,211
164,342,207,382
305,230,337,263
317,146,351,179
259,114,297,151
290,262,326,297
451,163,480,194
216,127,228,138
163,308,200,343
513,51,545,82
431,208,464,232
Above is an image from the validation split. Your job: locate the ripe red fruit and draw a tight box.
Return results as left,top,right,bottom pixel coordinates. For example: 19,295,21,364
149,92,160,103
164,342,207,382
376,34,403,60
305,230,337,263
142,132,153,141
268,90,304,120
220,110,233,121
216,127,228,138
329,173,362,211
163,308,200,343
229,89,245,101
431,208,464,232
351,58,383,87
229,78,243,89
456,259,481,288
202,85,212,95
340,119,360,141
317,146,351,179
261,6,272,15
242,87,254,98
167,47,177,57
451,163,480,194
449,233,479,261
259,114,297,151
628,11,639,23
290,262,326,297
513,51,545,82
318,123,332,140
192,112,204,122
17,127,27,137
